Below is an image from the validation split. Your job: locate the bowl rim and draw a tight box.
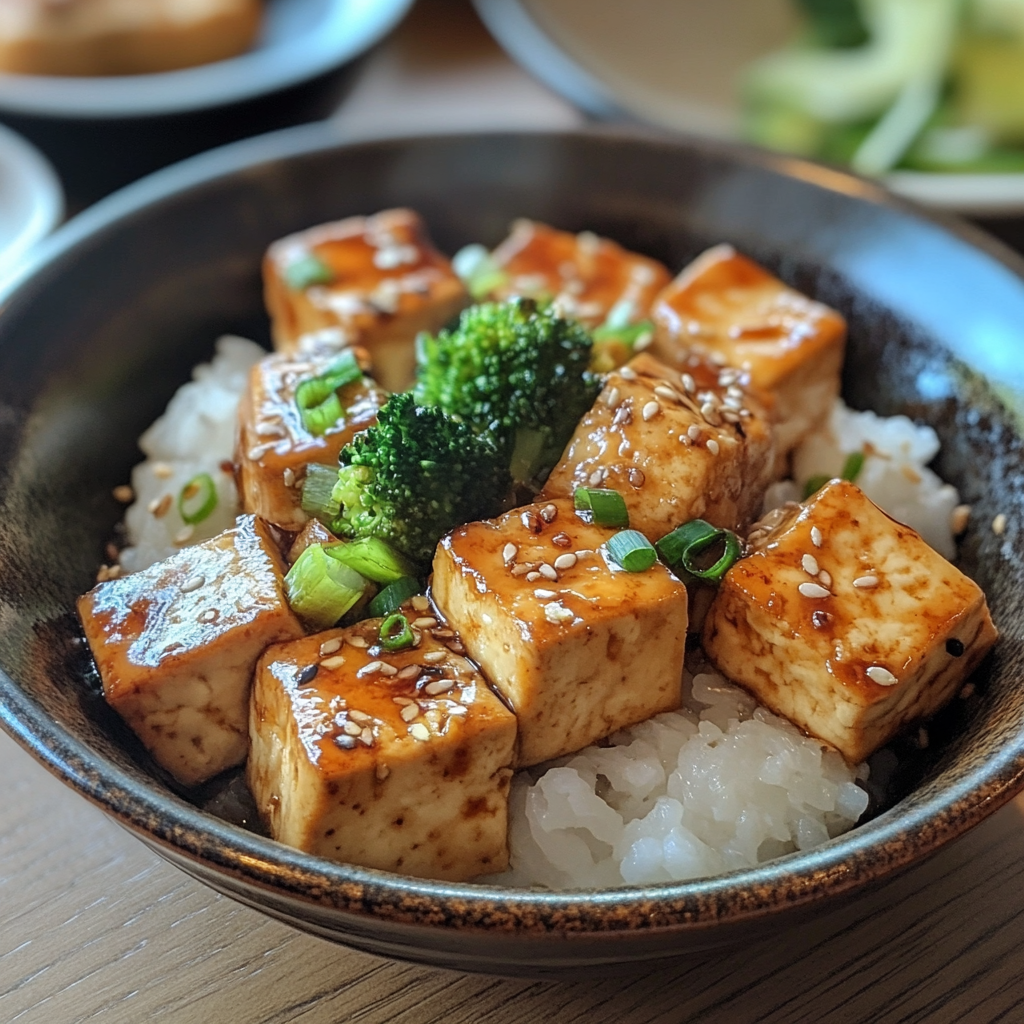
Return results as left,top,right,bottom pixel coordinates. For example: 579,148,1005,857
0,0,414,119
3,123,1024,936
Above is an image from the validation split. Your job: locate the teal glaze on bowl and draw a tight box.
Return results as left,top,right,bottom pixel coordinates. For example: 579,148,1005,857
0,126,1022,976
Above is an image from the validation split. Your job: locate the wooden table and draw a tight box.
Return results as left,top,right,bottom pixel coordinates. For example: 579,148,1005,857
5,3,1024,1021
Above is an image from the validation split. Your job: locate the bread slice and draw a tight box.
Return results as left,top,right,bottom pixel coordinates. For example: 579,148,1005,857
0,0,262,76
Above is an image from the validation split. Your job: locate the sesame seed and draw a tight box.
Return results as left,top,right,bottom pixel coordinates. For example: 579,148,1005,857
619,366,637,380
348,636,369,648
320,655,346,670
502,542,518,564
866,665,898,686
575,549,594,557
283,468,296,488
552,532,572,548
801,554,819,576
521,510,542,533
588,469,605,487
297,664,319,686
535,588,557,599
525,571,542,582
377,663,398,677
180,574,205,593
151,462,173,479
654,385,679,402
687,424,702,442
553,553,577,570
540,504,558,523
853,575,878,589
112,485,134,503
412,616,437,629
700,402,721,426
393,696,414,705
334,734,357,750
424,679,455,696
396,664,421,680
174,525,195,545
798,582,831,599
642,401,661,421
348,709,371,723
511,563,533,576
198,609,218,623
706,439,720,456
400,704,420,722
422,651,446,663
718,369,739,386
342,720,362,736
810,526,823,547
722,394,744,411
411,594,430,612
319,638,342,656
818,569,832,588
681,373,696,394
612,405,633,426
960,682,976,700
544,602,574,624
539,563,558,581
605,387,621,408
359,728,374,746
357,661,384,677
946,637,965,657
627,468,645,487
951,504,971,535
409,723,431,741
376,764,390,781
148,494,172,518
993,513,1007,536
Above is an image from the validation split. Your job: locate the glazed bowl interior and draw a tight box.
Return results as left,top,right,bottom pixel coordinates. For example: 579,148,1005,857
1,126,1024,976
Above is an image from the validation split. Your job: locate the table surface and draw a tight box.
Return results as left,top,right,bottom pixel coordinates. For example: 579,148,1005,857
5,3,1024,1022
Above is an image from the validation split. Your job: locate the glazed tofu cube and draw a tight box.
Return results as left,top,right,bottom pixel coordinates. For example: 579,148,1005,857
702,480,998,763
248,617,517,881
488,219,670,329
650,245,846,464
540,352,775,541
287,518,338,565
432,499,689,767
78,516,303,786
263,208,469,391
236,350,386,531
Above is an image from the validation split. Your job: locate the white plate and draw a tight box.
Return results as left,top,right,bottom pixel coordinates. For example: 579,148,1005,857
475,0,1024,215
0,122,62,287
0,0,415,118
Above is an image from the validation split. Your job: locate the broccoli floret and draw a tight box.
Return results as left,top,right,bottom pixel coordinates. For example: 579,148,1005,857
330,392,508,566
413,297,602,493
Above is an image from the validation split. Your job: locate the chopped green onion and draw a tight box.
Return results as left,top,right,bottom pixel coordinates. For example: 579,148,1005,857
368,575,422,618
284,253,334,290
285,544,367,630
841,450,865,483
574,486,629,528
295,350,364,437
803,474,831,499
607,530,657,572
325,537,417,585
178,473,217,525
379,612,415,651
656,519,742,583
301,464,342,520
593,319,655,347
451,243,509,300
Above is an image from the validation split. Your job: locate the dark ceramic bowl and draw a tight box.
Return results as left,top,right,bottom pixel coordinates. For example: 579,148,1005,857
1,126,1023,977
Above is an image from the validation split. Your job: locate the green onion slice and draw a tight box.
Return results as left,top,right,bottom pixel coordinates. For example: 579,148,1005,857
301,464,342,520
285,544,368,630
802,474,831,499
607,529,657,572
451,243,509,300
656,519,742,583
295,350,364,437
379,612,415,651
178,473,217,525
841,450,865,483
284,253,335,290
368,575,422,618
592,319,655,347
325,537,417,585
574,486,630,528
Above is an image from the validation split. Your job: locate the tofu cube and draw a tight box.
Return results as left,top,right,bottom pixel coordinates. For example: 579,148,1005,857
78,515,304,786
432,498,689,767
489,219,670,329
287,518,338,565
540,352,775,541
650,245,847,463
248,618,517,881
263,208,469,391
702,480,998,763
236,350,386,531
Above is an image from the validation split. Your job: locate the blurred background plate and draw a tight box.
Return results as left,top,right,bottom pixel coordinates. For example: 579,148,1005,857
473,0,1024,216
0,0,415,207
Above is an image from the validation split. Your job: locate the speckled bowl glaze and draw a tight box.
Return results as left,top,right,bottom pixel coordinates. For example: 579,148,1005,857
1,127,1023,977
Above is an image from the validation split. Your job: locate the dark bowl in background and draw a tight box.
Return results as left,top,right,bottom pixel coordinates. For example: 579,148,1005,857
0,0,415,207
1,126,1023,977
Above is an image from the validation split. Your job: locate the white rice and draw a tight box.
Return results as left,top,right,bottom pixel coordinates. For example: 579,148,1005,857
119,336,263,573
791,398,960,559
496,664,870,889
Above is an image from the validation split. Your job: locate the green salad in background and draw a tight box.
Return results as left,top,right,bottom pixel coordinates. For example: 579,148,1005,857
744,0,1024,175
